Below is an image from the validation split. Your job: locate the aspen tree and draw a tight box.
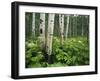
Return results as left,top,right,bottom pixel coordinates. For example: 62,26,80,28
65,15,70,39
59,14,64,45
75,15,78,36
72,15,76,37
86,15,89,40
39,13,45,49
46,13,55,63
32,13,35,39
81,16,84,36
69,15,72,37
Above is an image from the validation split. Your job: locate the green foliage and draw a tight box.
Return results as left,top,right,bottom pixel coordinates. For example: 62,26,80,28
25,39,44,68
26,37,89,68
53,37,89,66
25,13,89,68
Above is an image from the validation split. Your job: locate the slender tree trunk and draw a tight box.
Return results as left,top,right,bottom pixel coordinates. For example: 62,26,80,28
32,13,35,39
72,15,74,37
46,13,55,64
73,15,76,37
81,16,84,36
75,15,78,36
69,16,71,37
86,16,89,41
39,13,45,49
65,15,70,40
59,14,64,45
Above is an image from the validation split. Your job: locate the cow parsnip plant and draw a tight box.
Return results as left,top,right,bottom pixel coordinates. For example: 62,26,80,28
25,37,89,68
53,37,89,66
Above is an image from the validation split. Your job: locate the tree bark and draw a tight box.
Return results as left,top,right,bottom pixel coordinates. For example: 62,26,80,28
39,13,45,49
59,14,64,45
72,15,74,37
86,16,89,41
32,13,35,39
65,15,70,40
69,16,71,37
75,15,78,36
72,15,76,37
81,16,84,36
46,13,55,64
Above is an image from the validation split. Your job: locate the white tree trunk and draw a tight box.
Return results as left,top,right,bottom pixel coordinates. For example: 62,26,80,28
32,13,35,39
39,13,45,48
73,15,75,37
69,16,71,37
65,15,70,40
73,14,78,36
59,14,64,45
81,16,84,36
75,15,78,36
46,13,55,56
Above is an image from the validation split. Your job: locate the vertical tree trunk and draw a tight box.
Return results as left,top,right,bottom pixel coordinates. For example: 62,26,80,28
73,15,76,37
81,16,84,36
59,14,64,45
69,16,71,37
39,13,45,49
72,15,74,37
86,16,89,41
75,15,78,36
32,13,35,39
46,13,55,64
65,15,70,40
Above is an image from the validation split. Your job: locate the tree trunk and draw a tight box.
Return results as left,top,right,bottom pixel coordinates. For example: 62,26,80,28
32,13,35,39
39,13,45,49
72,15,74,37
59,14,64,45
86,16,89,41
65,15,70,40
75,15,78,36
81,16,84,36
73,15,76,37
46,13,55,64
69,16,71,37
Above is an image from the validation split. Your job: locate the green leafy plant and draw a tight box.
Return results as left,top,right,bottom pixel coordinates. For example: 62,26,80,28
25,37,89,68
53,37,89,66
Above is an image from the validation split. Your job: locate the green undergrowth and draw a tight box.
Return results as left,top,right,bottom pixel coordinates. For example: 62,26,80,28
25,37,89,68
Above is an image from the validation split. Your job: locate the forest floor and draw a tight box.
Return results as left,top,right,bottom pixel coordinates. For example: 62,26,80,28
25,37,89,68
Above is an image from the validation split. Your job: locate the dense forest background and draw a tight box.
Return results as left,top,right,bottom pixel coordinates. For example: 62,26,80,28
25,12,89,68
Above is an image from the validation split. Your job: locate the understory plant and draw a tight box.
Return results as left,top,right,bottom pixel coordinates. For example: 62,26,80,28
26,37,89,68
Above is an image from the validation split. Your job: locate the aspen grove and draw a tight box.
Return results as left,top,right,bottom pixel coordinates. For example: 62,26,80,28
25,13,89,68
